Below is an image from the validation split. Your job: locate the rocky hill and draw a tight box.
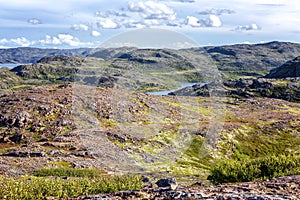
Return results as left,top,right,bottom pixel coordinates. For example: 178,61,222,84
5,53,217,93
2,41,300,80
172,56,300,102
266,56,300,78
1,41,300,95
0,47,91,64
90,41,300,79
202,41,300,78
172,77,300,103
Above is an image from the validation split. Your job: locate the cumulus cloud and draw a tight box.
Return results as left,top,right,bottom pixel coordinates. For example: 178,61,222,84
97,19,119,29
91,30,101,37
0,37,32,47
122,19,145,28
198,8,235,16
0,34,96,48
186,15,222,27
186,16,201,27
71,24,89,31
172,41,198,49
0,38,9,44
200,15,222,27
27,18,42,25
234,23,260,31
93,1,181,29
128,1,176,21
38,34,92,47
144,19,161,26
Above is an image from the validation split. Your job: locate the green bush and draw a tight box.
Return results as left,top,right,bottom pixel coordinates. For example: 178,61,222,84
33,167,102,178
0,174,142,200
208,154,300,184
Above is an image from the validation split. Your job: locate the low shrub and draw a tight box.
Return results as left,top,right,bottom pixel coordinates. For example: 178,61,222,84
0,174,142,199
208,154,300,184
33,167,102,178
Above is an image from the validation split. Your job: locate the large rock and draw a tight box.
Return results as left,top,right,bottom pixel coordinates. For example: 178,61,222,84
155,178,178,190
266,56,300,78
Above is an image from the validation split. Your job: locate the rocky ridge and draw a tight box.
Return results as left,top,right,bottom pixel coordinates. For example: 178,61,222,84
0,47,91,64
2,41,300,80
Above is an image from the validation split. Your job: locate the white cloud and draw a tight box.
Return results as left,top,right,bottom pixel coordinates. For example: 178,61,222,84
95,10,128,18
97,19,119,29
0,37,32,47
0,45,10,49
0,34,97,48
38,34,91,47
200,15,222,27
186,16,201,27
0,38,9,44
198,8,235,16
144,19,160,26
11,37,32,47
186,15,222,27
91,30,101,37
172,41,198,49
234,23,260,31
122,19,146,28
27,18,42,25
128,1,176,21
71,24,89,31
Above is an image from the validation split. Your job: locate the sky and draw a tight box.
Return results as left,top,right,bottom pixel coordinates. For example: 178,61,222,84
1,0,300,49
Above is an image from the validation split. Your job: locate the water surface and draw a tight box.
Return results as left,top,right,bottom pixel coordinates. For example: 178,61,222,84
0,64,20,69
147,82,205,95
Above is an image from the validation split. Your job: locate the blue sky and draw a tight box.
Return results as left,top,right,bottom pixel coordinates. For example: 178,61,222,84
1,0,300,48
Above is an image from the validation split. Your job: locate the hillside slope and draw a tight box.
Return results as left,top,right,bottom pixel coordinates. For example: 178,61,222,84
0,84,299,177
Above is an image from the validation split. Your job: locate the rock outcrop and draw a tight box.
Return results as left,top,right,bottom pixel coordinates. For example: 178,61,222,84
266,56,300,78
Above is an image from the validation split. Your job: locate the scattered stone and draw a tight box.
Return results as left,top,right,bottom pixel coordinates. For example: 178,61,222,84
156,178,178,190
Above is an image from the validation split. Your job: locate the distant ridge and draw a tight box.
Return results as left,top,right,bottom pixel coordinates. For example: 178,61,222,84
1,41,300,80
0,47,92,64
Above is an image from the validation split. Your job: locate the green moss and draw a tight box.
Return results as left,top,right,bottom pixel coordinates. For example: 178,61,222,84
218,123,300,160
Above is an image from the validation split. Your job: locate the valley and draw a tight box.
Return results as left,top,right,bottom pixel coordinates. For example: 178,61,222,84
0,41,300,199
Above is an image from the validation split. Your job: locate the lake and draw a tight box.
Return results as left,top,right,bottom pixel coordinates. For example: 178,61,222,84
147,82,205,95
0,64,21,69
